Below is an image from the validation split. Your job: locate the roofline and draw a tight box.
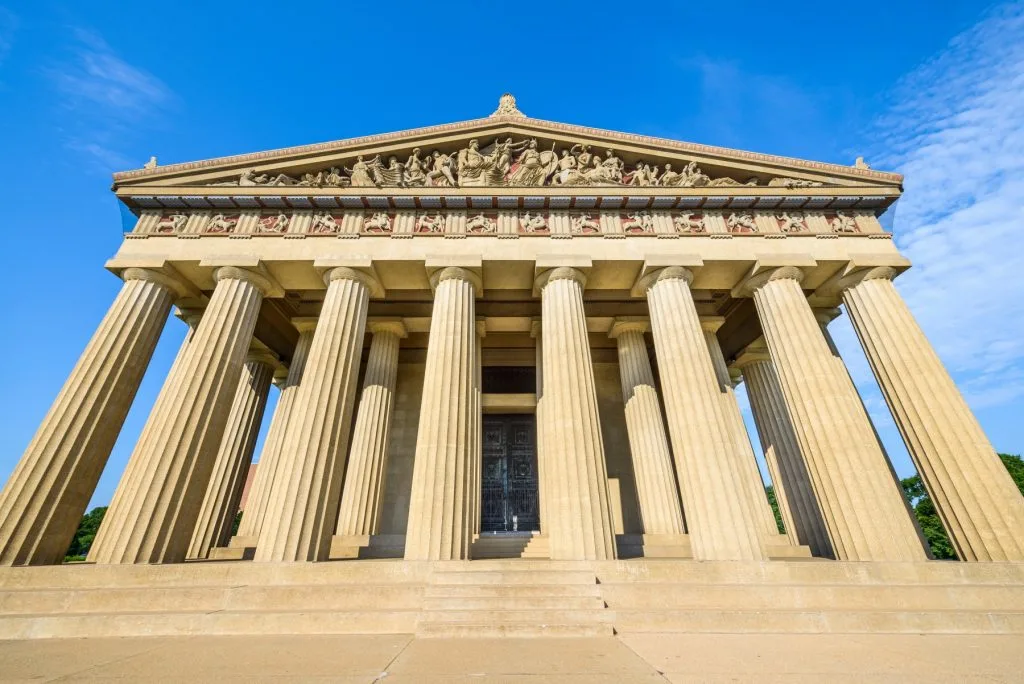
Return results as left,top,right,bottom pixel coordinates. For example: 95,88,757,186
112,114,903,185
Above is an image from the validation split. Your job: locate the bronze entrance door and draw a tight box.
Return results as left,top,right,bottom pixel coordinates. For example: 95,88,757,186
481,414,539,532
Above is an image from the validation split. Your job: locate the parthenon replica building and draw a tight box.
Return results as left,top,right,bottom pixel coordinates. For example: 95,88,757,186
0,95,1021,639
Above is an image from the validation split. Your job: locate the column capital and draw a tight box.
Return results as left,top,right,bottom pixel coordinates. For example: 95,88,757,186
291,317,319,334
608,317,650,339
813,307,842,328
246,343,279,368
635,266,695,295
837,265,898,291
368,319,408,338
122,266,195,300
732,338,772,370
429,266,482,293
534,266,587,292
738,265,806,296
322,266,385,298
213,265,281,297
174,307,204,329
699,316,726,334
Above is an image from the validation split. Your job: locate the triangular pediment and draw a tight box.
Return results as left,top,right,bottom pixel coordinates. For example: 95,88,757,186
113,102,901,198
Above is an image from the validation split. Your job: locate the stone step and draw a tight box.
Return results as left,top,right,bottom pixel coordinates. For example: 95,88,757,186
612,609,1024,634
430,571,597,585
416,621,614,638
0,584,424,615
424,583,602,599
420,608,613,624
422,596,605,610
601,583,1024,612
0,609,421,639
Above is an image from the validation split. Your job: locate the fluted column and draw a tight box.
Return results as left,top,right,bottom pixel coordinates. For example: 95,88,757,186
536,267,616,560
745,267,925,561
472,321,485,536
404,267,479,560
255,267,376,562
841,268,1024,561
335,321,406,538
0,269,185,566
701,318,781,539
233,320,316,543
89,266,272,564
735,341,833,558
642,267,765,560
187,349,275,559
532,320,549,534
609,319,685,535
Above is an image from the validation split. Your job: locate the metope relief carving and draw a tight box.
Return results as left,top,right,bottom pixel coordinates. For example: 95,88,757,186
416,213,445,234
622,212,656,235
155,213,187,233
726,213,758,234
362,213,393,234
519,211,549,234
829,212,859,233
205,213,239,234
257,212,290,233
467,213,497,234
310,212,342,234
673,212,705,234
210,137,829,190
776,212,807,234
570,212,600,235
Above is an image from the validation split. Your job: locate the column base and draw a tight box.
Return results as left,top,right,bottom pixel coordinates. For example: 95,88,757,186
616,533,693,559
329,534,406,560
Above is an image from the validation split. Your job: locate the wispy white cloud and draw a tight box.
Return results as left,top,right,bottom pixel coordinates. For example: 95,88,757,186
832,2,1024,413
45,27,173,172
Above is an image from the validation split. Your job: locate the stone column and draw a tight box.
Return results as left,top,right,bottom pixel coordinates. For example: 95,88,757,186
701,318,781,539
840,268,1024,561
335,320,406,538
608,319,685,535
734,342,833,558
536,267,616,560
532,320,549,534
233,320,316,544
0,269,185,566
744,267,925,561
255,267,377,562
89,266,273,564
472,321,485,536
642,267,765,560
404,267,479,560
187,348,275,559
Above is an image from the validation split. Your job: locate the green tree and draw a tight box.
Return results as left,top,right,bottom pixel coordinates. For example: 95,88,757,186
901,452,1024,561
764,485,786,535
64,506,106,561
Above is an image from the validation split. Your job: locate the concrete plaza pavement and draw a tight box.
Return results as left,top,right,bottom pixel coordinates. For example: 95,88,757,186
0,633,1022,682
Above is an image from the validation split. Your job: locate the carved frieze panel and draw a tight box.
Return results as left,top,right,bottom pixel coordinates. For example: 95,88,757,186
570,212,601,235
467,213,498,235
828,212,860,233
204,213,239,234
361,212,393,234
415,212,445,234
775,211,809,234
155,212,188,234
726,213,758,234
310,211,343,234
257,212,291,234
622,212,656,235
673,212,706,234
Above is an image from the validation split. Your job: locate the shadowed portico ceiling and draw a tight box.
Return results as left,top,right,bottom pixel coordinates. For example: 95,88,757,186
112,94,901,213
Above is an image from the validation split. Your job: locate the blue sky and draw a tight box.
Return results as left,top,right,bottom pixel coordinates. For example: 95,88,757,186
0,1,1021,508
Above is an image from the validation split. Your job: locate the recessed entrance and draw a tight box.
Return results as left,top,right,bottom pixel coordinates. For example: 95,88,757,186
481,414,539,532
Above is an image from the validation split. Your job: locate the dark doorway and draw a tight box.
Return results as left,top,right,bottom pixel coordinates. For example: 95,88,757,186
481,414,539,532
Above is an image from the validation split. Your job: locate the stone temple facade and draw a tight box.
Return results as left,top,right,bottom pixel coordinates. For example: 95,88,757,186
0,96,1022,640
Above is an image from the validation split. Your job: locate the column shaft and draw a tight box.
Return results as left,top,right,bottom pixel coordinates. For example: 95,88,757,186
89,267,269,564
187,356,273,558
610,324,685,535
748,269,925,561
533,322,550,535
404,268,478,560
644,267,765,560
255,268,372,562
702,327,781,539
335,322,405,537
234,326,315,541
0,271,177,565
739,353,833,558
538,268,616,560
843,272,1024,560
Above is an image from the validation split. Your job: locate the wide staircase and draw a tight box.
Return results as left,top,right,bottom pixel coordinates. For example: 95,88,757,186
416,560,612,637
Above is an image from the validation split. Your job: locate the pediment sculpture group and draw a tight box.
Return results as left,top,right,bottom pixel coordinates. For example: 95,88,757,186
215,138,826,190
